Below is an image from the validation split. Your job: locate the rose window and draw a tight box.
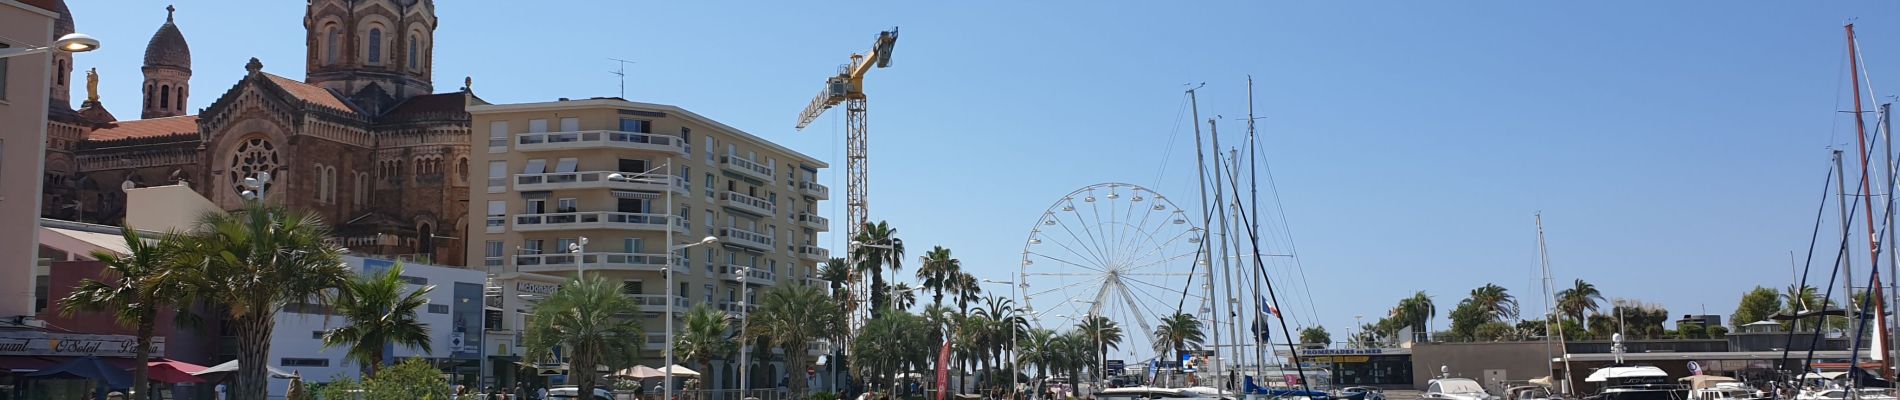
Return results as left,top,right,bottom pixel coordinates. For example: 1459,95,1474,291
228,137,280,196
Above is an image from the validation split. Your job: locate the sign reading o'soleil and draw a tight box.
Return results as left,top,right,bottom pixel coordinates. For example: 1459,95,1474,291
0,331,164,358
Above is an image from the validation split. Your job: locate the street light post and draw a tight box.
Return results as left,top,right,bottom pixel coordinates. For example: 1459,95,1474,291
568,237,589,276
0,33,100,59
657,158,718,400
739,271,752,400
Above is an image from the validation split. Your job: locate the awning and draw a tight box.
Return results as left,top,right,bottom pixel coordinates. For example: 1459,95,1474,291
39,225,132,257
0,357,61,373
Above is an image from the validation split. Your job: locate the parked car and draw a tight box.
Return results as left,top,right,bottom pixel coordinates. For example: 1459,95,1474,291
1425,378,1498,400
1341,386,1386,400
546,386,614,400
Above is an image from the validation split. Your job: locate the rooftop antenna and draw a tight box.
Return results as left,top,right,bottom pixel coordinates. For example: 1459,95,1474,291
609,58,636,99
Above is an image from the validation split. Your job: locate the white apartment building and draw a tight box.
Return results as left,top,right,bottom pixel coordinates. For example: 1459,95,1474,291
268,255,488,396
466,97,833,392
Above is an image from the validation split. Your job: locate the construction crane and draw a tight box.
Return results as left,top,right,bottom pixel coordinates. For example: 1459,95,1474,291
795,27,898,326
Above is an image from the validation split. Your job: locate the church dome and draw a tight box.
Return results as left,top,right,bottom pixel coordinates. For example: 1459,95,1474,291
142,6,190,72
51,0,73,37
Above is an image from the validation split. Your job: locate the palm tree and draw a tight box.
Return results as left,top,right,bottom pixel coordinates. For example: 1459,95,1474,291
1053,330,1091,392
173,205,350,400
523,276,645,399
323,263,433,377
892,282,918,310
954,272,983,314
1784,284,1824,331
59,227,192,400
850,309,931,394
1075,315,1122,385
916,246,962,308
853,221,906,317
1152,312,1204,385
675,303,734,383
1556,279,1603,323
1389,291,1436,341
977,295,1025,391
746,284,840,397
1015,328,1059,395
1467,283,1520,321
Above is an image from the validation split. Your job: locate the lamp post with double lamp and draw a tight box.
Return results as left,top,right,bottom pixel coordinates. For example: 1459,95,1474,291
739,270,752,400
239,172,271,202
567,237,590,276
639,158,720,400
979,279,1020,397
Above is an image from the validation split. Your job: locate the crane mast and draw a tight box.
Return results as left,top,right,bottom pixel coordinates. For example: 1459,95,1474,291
796,28,899,327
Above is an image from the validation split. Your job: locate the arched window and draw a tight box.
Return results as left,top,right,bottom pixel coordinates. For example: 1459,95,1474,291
325,27,340,65
407,35,419,70
176,90,185,111
367,28,382,64
159,85,171,109
144,85,153,108
55,59,65,85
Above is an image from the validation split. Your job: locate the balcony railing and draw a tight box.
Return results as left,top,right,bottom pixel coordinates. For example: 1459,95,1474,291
718,191,776,216
719,155,775,181
514,252,684,273
719,265,778,285
717,226,773,251
515,130,687,154
512,211,687,233
514,171,688,194
626,294,691,312
796,245,829,261
798,181,830,200
717,301,758,315
796,213,829,231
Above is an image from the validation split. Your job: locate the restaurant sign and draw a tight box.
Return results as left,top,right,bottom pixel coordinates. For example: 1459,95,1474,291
0,331,164,358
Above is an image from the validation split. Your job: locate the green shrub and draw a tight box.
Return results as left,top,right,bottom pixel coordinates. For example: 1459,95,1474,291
365,359,450,400
808,392,840,400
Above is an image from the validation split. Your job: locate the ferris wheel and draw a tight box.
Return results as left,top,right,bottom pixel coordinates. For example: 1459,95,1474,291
1019,183,1205,361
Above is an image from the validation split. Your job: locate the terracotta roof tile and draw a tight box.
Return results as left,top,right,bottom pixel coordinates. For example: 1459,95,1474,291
86,115,198,142
263,73,354,113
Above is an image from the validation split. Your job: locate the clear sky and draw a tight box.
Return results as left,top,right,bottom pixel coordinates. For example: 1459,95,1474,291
58,0,1900,345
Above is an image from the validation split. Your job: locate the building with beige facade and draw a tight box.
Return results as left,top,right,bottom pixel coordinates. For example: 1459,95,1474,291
1,0,61,320
467,97,834,390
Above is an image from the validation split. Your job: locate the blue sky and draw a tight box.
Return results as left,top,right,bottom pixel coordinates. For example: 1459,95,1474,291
60,0,1900,345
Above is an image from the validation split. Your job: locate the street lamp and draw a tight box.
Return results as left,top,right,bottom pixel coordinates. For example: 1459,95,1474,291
239,172,272,202
981,279,1020,397
568,237,589,276
0,33,101,59
739,268,753,400
662,158,717,399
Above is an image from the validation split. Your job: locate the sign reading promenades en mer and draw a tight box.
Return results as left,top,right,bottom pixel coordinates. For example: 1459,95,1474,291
0,330,164,358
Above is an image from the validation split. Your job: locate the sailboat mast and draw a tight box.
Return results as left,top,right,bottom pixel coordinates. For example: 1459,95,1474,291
1538,213,1570,394
1207,117,1229,392
1225,150,1250,375
1884,102,1899,375
1246,76,1268,379
1185,84,1215,389
1846,24,1893,377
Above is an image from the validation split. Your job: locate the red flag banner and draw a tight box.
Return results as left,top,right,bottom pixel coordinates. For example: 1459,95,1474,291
937,339,953,400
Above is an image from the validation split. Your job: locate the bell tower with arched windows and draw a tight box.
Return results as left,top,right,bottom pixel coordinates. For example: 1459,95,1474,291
303,0,436,114
140,5,191,119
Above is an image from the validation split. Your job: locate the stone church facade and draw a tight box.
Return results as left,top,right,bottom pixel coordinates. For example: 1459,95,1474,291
39,0,475,266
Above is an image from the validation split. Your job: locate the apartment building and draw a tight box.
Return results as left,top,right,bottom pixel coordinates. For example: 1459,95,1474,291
466,97,833,383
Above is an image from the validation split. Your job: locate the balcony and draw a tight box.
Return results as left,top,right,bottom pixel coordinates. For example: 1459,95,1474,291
514,252,684,274
626,294,691,313
719,265,778,286
645,333,668,350
796,213,829,231
512,211,688,233
719,155,775,182
803,276,830,287
515,131,687,154
795,245,829,262
718,191,776,216
717,226,774,251
717,301,758,315
514,171,688,195
798,181,830,200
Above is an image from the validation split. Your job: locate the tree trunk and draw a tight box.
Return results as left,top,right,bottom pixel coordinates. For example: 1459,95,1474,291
134,314,154,400
786,343,809,398
235,312,277,400
365,347,383,378
576,351,596,400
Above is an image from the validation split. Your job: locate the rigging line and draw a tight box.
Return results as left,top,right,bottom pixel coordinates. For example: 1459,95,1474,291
1856,38,1880,111
1224,160,1310,391
1832,34,1850,148
1251,127,1323,327
1223,148,1315,327
1050,207,1115,268
1808,158,1866,369
1153,92,1192,190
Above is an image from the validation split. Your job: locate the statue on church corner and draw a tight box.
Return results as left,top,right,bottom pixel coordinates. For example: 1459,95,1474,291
86,68,100,103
